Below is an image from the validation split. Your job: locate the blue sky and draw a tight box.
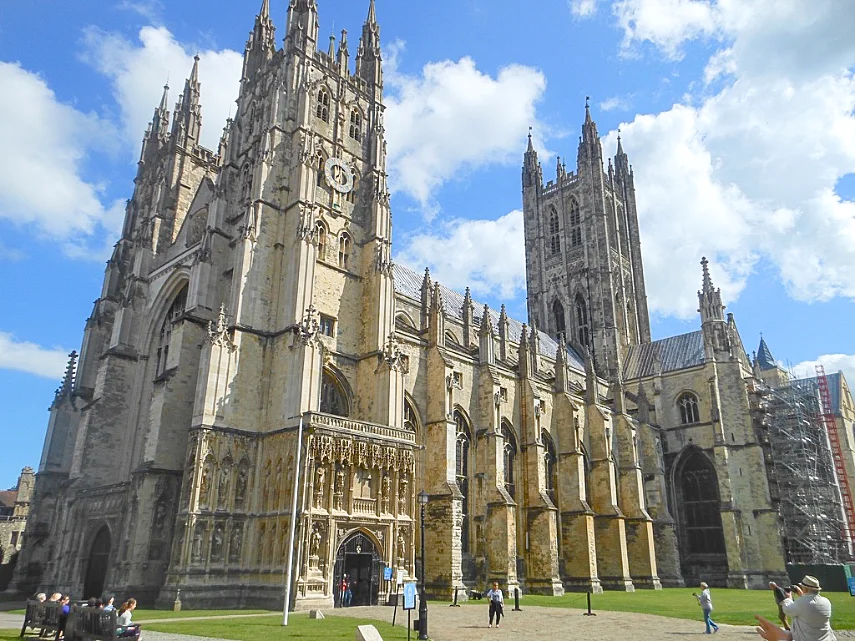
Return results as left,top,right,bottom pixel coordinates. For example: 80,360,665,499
1,0,854,489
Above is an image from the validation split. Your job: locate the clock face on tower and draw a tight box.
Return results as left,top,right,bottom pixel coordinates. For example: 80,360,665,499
324,157,354,194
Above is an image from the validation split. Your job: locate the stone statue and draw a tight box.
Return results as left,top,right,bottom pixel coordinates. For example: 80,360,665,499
310,524,322,557
218,465,231,509
381,475,391,513
229,524,243,563
235,466,248,509
397,531,406,562
315,466,326,508
398,475,409,514
199,466,211,509
211,525,224,562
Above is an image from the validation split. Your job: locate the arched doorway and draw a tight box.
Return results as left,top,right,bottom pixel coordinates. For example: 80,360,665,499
673,447,728,585
333,531,383,608
83,526,111,599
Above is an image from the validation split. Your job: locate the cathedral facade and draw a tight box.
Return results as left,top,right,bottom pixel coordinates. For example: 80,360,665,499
13,0,854,610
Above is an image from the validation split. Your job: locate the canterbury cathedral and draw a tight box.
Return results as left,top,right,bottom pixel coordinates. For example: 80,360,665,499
12,0,855,609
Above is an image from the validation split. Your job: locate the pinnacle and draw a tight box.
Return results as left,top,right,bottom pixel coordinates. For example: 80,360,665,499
367,0,377,25
700,256,714,293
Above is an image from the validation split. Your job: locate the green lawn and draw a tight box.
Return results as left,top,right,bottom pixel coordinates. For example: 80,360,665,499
496,588,855,630
145,613,412,640
132,610,273,622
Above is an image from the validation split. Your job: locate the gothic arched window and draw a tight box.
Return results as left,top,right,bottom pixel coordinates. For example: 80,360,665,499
501,421,517,499
404,398,419,434
678,392,701,425
676,448,726,555
552,299,566,341
569,198,582,247
155,286,188,377
338,232,351,270
454,411,471,553
316,88,330,122
542,430,557,503
315,222,327,261
349,109,363,142
346,173,359,205
316,152,326,188
320,370,348,417
575,295,590,348
548,207,561,256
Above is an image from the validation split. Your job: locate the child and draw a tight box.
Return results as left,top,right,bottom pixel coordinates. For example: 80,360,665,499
485,582,504,629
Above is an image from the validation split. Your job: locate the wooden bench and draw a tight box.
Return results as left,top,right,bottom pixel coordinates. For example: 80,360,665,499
19,600,62,640
64,606,124,641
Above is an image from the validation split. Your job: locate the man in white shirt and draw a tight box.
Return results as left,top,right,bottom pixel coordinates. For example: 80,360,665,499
755,575,837,641
485,582,504,629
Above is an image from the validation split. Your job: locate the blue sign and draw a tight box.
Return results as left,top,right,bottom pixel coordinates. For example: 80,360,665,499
403,582,417,610
848,577,855,597
384,566,393,582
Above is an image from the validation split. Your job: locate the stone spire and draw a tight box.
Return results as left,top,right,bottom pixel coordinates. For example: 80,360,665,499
555,335,571,393
615,131,630,182
171,56,202,148
697,257,725,323
462,287,475,346
356,0,382,86
498,304,510,361
244,0,277,80
578,96,602,167
54,350,78,404
337,29,350,73
523,127,542,191
327,32,336,58
287,0,319,55
479,304,495,365
420,267,431,331
518,324,533,378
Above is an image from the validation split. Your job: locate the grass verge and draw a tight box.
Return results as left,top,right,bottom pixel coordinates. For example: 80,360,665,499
146,612,411,640
469,588,855,629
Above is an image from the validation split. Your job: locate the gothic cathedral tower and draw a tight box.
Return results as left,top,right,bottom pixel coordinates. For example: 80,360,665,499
522,103,651,379
14,0,418,610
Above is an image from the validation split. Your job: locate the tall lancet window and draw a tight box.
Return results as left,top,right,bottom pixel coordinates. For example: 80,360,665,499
316,152,326,188
338,232,351,270
155,286,188,377
454,411,471,553
349,109,363,142
542,430,557,504
315,222,327,261
569,199,582,247
552,299,566,341
316,88,330,122
501,421,517,499
548,207,560,256
575,295,590,348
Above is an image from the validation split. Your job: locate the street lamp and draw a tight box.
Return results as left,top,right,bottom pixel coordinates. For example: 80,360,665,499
417,490,429,640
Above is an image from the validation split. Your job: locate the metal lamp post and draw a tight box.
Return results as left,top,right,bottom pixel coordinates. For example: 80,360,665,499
417,490,429,640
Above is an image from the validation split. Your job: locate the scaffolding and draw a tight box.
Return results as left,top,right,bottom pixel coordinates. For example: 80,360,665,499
762,375,850,564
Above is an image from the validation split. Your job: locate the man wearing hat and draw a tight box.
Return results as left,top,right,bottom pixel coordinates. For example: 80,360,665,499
755,575,837,641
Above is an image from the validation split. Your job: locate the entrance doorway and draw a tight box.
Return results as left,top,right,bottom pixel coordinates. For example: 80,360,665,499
333,532,383,607
83,526,111,599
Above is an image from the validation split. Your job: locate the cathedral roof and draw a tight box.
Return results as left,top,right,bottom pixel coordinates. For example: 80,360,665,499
392,264,586,371
0,490,17,509
756,337,777,371
622,331,705,380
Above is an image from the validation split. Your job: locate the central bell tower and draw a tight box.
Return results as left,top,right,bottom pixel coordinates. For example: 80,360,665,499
522,104,651,378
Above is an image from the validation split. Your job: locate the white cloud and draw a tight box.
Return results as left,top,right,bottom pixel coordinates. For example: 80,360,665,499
598,0,855,318
613,0,719,58
81,26,242,152
790,354,855,388
0,62,124,255
385,47,548,215
0,332,69,379
117,0,164,23
569,0,599,17
600,95,631,112
396,210,526,300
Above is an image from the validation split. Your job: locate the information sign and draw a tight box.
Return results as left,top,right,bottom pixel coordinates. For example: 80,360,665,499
403,581,417,611
848,577,855,597
384,566,393,582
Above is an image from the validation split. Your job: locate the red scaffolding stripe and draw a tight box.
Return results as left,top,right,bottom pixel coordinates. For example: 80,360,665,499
816,365,855,544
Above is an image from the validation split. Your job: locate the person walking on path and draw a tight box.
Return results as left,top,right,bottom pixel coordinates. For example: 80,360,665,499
755,575,837,641
485,582,504,629
693,582,719,634
769,582,791,631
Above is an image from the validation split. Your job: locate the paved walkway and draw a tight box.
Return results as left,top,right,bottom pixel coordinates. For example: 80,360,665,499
4,606,852,640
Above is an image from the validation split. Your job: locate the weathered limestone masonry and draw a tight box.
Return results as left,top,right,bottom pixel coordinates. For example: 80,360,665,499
20,0,850,607
0,467,33,576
